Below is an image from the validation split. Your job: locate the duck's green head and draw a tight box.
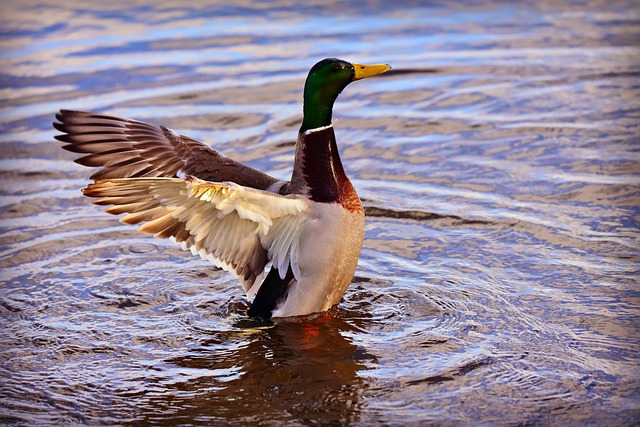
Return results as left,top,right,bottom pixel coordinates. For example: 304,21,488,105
301,58,390,132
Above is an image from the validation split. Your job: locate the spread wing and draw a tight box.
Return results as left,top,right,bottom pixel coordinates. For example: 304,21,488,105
83,176,310,296
54,109,283,190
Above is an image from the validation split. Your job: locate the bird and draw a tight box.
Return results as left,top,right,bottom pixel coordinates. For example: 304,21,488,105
53,58,391,319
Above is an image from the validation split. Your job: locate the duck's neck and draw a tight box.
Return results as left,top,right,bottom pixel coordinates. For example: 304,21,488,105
290,125,362,212
300,83,339,132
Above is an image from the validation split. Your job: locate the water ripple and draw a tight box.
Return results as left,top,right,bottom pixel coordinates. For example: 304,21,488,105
1,0,639,425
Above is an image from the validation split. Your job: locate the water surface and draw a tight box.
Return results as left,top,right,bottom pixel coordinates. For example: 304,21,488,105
1,1,639,425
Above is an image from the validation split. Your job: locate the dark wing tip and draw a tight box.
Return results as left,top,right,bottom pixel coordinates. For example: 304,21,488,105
52,121,66,132
59,109,87,116
54,109,84,132
55,109,86,122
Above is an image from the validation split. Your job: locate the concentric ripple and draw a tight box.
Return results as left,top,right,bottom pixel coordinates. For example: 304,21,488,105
1,0,639,425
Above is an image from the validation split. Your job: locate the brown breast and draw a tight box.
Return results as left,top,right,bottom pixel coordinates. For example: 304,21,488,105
289,125,363,213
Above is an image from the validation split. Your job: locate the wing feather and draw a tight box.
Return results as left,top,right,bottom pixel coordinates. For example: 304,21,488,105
83,177,309,293
55,110,284,190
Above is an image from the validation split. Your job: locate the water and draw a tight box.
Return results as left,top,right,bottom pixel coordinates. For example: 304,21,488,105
1,0,639,425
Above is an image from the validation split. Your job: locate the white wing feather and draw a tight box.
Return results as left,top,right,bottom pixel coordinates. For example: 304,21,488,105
83,177,310,296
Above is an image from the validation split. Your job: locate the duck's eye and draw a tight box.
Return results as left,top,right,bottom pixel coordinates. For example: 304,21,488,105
333,64,342,72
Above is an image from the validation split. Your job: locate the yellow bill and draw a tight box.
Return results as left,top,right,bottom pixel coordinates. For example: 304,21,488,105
352,62,392,80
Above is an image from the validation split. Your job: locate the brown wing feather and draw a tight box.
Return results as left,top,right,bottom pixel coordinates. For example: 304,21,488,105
54,109,285,190
82,178,269,289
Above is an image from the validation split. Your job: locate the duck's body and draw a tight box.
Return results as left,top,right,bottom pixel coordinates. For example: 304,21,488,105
267,125,365,317
54,58,389,319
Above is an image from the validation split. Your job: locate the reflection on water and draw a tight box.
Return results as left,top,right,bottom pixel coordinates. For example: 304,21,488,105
146,317,373,425
1,0,639,425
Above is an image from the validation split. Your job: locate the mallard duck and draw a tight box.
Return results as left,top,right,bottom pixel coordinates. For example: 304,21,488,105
54,58,390,319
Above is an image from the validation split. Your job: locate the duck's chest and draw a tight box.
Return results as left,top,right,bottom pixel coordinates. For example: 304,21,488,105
272,201,365,317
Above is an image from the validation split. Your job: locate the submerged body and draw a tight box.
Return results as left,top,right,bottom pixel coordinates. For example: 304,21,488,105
54,58,389,319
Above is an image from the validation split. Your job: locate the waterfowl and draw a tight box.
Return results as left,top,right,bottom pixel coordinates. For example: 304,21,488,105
54,58,390,319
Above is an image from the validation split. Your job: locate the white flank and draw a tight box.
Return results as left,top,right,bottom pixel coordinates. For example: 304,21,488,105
271,202,365,318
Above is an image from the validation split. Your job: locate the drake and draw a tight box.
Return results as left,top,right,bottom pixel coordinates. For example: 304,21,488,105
54,58,390,319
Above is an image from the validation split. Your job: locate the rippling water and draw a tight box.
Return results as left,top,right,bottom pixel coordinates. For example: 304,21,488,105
1,0,639,425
